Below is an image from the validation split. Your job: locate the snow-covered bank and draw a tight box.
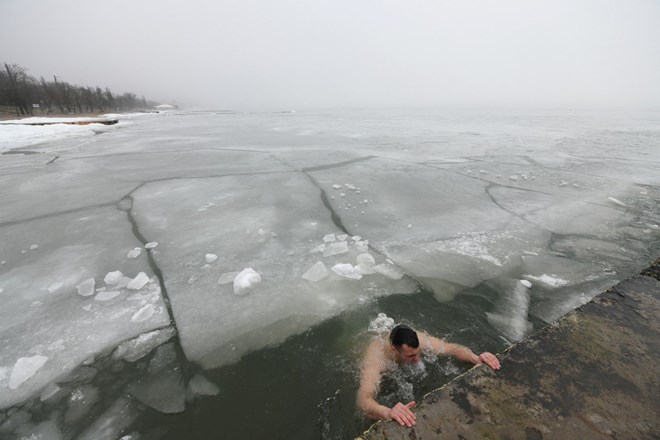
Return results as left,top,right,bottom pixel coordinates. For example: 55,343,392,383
0,113,156,153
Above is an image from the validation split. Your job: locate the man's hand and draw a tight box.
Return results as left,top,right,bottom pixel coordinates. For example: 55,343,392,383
388,401,416,427
478,352,501,370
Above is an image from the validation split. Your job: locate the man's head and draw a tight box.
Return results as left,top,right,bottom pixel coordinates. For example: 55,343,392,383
389,324,421,364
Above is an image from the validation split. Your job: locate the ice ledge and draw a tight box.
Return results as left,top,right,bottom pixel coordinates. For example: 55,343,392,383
359,258,660,439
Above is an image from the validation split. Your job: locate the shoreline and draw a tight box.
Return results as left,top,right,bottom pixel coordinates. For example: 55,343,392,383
0,110,157,122
360,258,660,439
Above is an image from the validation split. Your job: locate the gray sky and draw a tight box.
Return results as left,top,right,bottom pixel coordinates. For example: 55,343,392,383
1,0,659,110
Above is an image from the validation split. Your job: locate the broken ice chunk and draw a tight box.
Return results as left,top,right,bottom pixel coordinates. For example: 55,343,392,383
127,247,142,259
104,270,124,285
0,288,4,294
217,272,239,285
95,291,121,301
302,261,328,282
233,268,261,295
309,244,326,253
323,241,348,257
373,264,404,280
127,272,150,290
351,235,362,241
332,184,342,189
205,253,218,263
113,327,177,362
354,240,369,253
47,282,64,293
9,355,48,389
337,234,348,241
76,278,96,297
218,272,238,286
331,263,363,280
145,242,158,249
345,184,356,190
77,396,138,440
509,175,519,181
187,374,220,398
523,274,568,288
356,253,376,274
30,244,39,250
520,280,532,288
323,234,336,243
132,304,156,322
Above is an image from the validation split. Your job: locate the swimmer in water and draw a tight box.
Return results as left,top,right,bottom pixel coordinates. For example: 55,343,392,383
356,324,501,427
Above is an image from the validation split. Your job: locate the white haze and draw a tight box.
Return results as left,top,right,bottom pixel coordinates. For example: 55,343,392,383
1,0,659,110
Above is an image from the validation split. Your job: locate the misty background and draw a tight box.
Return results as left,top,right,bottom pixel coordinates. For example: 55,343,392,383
1,0,659,110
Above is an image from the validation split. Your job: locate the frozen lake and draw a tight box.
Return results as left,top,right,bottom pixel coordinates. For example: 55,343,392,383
1,109,659,439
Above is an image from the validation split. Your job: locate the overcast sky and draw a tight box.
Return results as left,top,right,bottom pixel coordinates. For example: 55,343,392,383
1,0,659,110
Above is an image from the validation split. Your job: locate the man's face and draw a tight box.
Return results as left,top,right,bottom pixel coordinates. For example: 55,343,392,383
393,344,421,364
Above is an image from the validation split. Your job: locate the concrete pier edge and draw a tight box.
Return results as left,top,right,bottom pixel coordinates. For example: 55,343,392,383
359,258,660,440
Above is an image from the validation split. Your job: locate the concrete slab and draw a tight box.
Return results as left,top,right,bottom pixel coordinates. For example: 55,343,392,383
359,259,660,440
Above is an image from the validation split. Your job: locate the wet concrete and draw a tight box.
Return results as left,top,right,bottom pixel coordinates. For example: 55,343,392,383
359,259,660,440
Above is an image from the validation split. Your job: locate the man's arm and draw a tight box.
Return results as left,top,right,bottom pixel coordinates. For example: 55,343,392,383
356,341,417,427
419,332,501,370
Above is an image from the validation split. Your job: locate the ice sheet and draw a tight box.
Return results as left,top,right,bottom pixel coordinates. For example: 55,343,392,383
131,173,417,368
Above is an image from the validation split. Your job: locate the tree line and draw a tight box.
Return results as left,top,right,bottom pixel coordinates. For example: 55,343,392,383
0,62,155,117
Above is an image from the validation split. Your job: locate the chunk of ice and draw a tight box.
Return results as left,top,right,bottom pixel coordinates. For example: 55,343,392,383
76,396,138,440
356,253,376,274
331,263,363,280
113,327,177,362
95,291,121,301
76,278,96,297
131,304,156,322
217,272,239,285
104,270,124,285
323,233,336,243
373,264,404,280
126,247,142,259
14,420,62,440
128,369,185,413
233,268,261,295
337,234,348,241
30,244,39,250
127,272,150,290
47,282,64,293
332,184,342,189
301,261,328,282
187,374,220,397
9,355,48,389
523,274,568,288
145,241,159,249
205,253,218,263
520,280,532,288
323,241,348,257
65,385,99,423
309,244,325,253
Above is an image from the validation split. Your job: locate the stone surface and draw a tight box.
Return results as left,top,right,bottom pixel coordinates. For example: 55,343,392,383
359,259,660,440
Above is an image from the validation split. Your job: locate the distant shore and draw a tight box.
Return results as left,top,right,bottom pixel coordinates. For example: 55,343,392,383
0,110,157,122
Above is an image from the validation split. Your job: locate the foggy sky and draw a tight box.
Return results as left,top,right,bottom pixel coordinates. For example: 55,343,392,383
1,0,659,110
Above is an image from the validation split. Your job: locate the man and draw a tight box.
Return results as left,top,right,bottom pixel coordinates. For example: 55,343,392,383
357,324,501,427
